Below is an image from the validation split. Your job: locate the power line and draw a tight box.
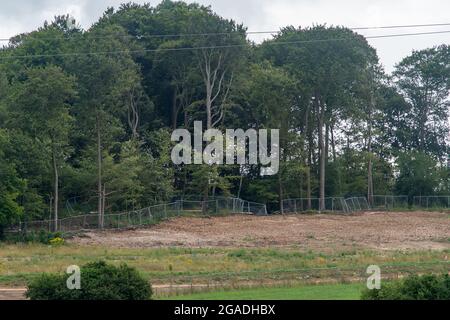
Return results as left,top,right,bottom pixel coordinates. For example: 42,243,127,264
1,22,450,42
351,22,450,30
0,29,449,60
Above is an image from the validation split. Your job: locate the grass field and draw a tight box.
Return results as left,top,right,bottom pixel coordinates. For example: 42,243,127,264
1,212,448,299
168,283,364,300
0,243,448,291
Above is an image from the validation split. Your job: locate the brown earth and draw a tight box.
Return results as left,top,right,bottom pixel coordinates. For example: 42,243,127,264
3,211,449,300
0,288,26,300
71,211,450,251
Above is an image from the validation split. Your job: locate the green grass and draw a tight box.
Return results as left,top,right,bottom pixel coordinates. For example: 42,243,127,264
167,283,364,300
0,243,448,288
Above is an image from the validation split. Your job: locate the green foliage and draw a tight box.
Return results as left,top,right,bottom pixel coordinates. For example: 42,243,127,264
394,45,450,160
49,237,64,246
0,130,24,237
0,0,448,222
171,283,363,300
395,151,441,197
5,231,63,244
361,274,450,300
26,261,152,300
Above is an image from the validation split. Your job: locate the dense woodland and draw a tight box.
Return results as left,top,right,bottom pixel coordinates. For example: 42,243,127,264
0,1,449,232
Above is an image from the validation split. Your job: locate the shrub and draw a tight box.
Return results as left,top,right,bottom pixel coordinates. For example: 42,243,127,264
5,230,63,244
48,237,64,246
26,261,152,300
362,274,450,300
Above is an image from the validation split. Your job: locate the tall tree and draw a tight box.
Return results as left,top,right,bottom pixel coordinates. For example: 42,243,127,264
186,5,247,129
65,24,144,227
236,62,298,212
394,45,450,160
261,26,378,209
8,66,76,230
0,130,24,238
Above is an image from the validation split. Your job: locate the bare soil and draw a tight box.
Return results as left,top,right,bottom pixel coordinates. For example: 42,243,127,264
71,211,450,251
0,288,26,300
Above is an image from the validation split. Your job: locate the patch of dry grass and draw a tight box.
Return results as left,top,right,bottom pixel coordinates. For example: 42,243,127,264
0,243,448,286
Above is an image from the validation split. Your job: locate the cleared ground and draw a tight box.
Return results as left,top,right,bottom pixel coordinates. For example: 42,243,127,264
0,288,26,300
1,211,449,300
72,211,450,251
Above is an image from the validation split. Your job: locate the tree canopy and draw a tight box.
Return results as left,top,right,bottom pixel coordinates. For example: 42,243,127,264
0,1,448,228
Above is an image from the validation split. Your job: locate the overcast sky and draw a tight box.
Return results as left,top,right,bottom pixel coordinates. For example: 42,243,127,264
0,0,449,73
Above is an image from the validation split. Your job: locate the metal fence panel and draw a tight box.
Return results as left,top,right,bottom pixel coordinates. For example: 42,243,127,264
413,196,450,209
281,197,349,214
8,197,268,234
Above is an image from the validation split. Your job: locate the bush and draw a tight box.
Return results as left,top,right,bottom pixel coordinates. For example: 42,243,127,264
5,230,63,244
26,261,152,300
48,236,64,246
362,274,450,300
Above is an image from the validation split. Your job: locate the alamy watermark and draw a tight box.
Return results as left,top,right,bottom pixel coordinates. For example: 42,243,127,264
171,121,280,176
66,265,81,290
366,265,381,290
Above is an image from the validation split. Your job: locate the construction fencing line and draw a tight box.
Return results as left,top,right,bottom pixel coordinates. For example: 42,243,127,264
6,197,268,234
281,195,449,214
7,195,449,233
413,196,450,209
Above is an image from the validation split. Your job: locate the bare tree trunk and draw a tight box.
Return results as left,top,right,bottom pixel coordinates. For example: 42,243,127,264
367,96,374,207
307,130,313,210
278,172,284,214
102,184,106,228
325,123,329,165
317,97,326,211
52,146,59,232
96,114,103,229
172,89,178,130
306,167,311,209
238,169,243,198
202,181,209,215
128,90,140,138
419,89,429,152
331,123,337,162
305,105,312,210
206,81,213,129
199,51,227,129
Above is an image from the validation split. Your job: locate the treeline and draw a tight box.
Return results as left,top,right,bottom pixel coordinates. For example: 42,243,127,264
0,1,449,230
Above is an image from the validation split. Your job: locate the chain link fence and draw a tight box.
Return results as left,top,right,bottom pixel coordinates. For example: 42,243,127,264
282,194,450,214
344,197,370,212
371,195,409,210
282,197,349,214
413,196,450,209
282,195,411,214
8,195,449,234
7,197,267,234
